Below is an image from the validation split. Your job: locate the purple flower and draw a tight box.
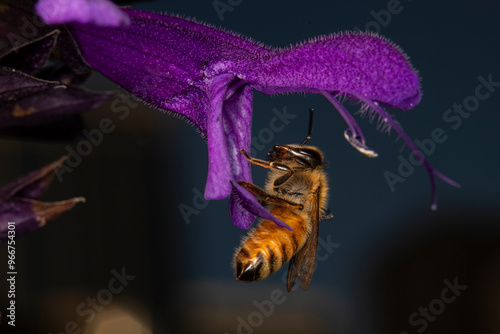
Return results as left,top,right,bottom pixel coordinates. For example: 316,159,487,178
0,156,85,242
34,4,458,228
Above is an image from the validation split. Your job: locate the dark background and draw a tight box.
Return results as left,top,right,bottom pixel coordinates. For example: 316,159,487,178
1,0,499,333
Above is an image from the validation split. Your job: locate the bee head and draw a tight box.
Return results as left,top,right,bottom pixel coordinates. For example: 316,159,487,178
267,144,323,168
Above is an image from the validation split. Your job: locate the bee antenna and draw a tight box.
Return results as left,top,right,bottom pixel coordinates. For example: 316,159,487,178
301,108,314,145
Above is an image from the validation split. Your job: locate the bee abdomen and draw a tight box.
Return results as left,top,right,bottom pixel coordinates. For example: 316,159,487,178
234,217,306,281
235,251,265,281
235,244,283,281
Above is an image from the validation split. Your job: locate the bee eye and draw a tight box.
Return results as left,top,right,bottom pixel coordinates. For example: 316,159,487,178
297,148,322,163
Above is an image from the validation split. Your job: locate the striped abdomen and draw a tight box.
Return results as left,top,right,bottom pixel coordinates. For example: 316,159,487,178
234,206,309,281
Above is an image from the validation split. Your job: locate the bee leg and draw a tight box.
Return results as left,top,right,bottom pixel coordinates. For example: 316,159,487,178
240,149,294,174
240,149,272,168
320,208,334,221
272,171,294,189
240,149,295,188
238,181,303,210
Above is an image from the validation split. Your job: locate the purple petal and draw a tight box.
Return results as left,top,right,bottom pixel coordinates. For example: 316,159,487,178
0,156,67,199
35,0,130,26
51,29,93,84
205,76,253,200
0,81,114,129
0,156,85,241
322,92,378,157
0,68,58,103
0,30,59,75
205,74,235,199
0,197,85,242
230,181,291,230
240,32,421,110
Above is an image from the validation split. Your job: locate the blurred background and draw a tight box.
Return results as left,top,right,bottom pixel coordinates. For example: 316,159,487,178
1,0,499,333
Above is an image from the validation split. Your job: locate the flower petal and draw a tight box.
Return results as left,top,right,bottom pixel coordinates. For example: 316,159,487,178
50,29,93,84
35,0,130,26
230,181,291,230
239,32,421,110
322,91,378,157
0,156,85,241
205,74,235,199
0,156,67,199
0,68,58,104
205,75,253,200
0,78,114,129
0,197,85,242
0,30,59,75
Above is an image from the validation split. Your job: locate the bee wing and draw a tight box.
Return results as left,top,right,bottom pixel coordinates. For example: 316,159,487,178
287,235,307,292
286,190,320,292
298,190,320,290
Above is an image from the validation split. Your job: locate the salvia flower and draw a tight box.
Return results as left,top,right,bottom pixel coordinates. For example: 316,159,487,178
33,1,458,229
0,156,85,242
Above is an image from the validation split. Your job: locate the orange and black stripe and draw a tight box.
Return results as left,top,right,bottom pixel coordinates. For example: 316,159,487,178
234,206,309,281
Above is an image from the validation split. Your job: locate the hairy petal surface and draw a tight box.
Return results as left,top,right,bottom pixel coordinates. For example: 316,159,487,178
237,32,421,109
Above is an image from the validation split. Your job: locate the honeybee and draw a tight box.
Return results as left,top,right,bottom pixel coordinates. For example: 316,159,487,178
234,109,330,291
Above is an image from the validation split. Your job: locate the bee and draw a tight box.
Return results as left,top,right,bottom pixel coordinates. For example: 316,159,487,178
234,109,331,291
